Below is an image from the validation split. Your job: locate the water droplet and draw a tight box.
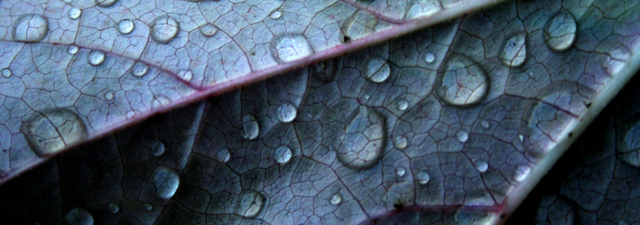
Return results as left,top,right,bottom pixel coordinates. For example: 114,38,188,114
217,149,230,163
330,194,342,205
435,54,489,106
95,0,117,7
144,203,153,211
364,57,390,83
88,50,105,66
417,170,430,185
236,191,265,218
513,165,530,182
199,23,217,37
104,91,114,101
396,167,406,177
336,106,385,170
311,59,337,83
394,136,407,149
151,166,180,199
2,68,12,78
180,70,193,81
480,120,490,130
543,12,577,52
117,19,134,34
68,7,81,20
131,62,149,77
12,14,48,42
271,34,313,63
242,115,259,140
499,33,527,67
617,120,640,167
277,103,297,123
274,146,292,164
68,46,79,55
107,203,119,214
456,130,469,143
151,15,180,44
270,10,282,19
424,52,435,63
397,99,409,111
151,141,165,157
474,160,488,173
63,208,94,225
21,109,88,157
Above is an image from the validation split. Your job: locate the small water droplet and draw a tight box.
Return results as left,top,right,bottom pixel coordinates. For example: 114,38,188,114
435,54,489,106
270,10,282,19
474,160,488,173
364,57,390,83
151,166,180,199
330,194,342,205
397,99,409,111
456,130,469,143
68,7,81,20
277,103,297,123
95,0,117,7
180,70,193,81
500,33,527,67
151,15,180,44
513,165,530,182
12,14,48,42
150,141,165,157
271,34,313,63
2,68,12,78
543,12,577,52
63,208,94,225
424,52,435,63
107,203,119,214
117,19,134,34
88,50,105,66
199,23,217,37
243,115,259,140
394,136,408,149
236,191,265,218
274,146,292,164
396,167,406,177
144,203,153,211
217,149,230,163
104,91,114,101
617,120,640,167
68,46,79,55
131,62,149,77
336,106,385,170
21,109,88,157
417,170,430,185
311,59,337,83
480,120,490,130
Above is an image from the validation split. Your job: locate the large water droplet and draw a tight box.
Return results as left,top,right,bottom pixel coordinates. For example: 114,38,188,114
499,33,527,67
271,34,313,63
513,165,531,182
394,135,408,149
131,62,149,77
364,57,390,83
417,170,430,185
12,14,48,42
21,109,88,157
151,167,180,199
274,146,292,164
95,0,117,7
63,208,94,225
151,15,179,44
396,167,406,177
330,194,342,205
336,106,385,170
617,120,640,167
236,191,265,218
543,12,577,52
151,141,165,157
243,115,259,140
456,130,469,143
68,46,79,55
435,54,489,106
277,103,297,123
107,203,119,214
199,23,217,37
2,68,12,78
88,50,105,66
217,149,230,163
117,19,134,34
474,160,488,173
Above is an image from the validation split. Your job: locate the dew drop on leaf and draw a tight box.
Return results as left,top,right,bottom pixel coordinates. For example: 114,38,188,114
543,11,577,52
243,115,259,140
151,15,180,44
274,146,292,164
396,167,406,177
1,68,12,78
435,54,489,106
617,120,640,167
499,33,527,67
217,149,230,163
131,62,149,77
117,19,134,35
95,0,117,7
150,141,165,157
336,106,385,170
236,191,265,218
152,166,180,199
199,23,218,37
68,46,79,55
277,103,297,123
12,14,48,42
456,130,469,143
107,203,119,214
513,165,531,182
68,8,81,20
364,57,391,83
21,109,88,157
63,208,94,225
330,194,342,205
271,34,313,63
88,50,106,66
417,170,430,185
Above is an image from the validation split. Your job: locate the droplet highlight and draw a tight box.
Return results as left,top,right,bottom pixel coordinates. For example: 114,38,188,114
274,146,292,164
330,194,342,205
199,23,217,37
88,50,106,66
435,54,489,106
236,191,265,218
336,106,385,170
63,208,94,225
117,19,134,35
150,141,165,157
543,12,577,52
151,167,180,199
243,115,259,140
417,170,430,185
364,57,391,83
277,103,297,123
131,62,149,77
21,109,88,157
68,7,81,20
2,68,12,78
151,15,180,44
271,34,313,63
12,14,48,42
499,33,527,67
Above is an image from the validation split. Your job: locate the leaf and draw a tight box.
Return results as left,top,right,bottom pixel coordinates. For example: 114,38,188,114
0,0,639,224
